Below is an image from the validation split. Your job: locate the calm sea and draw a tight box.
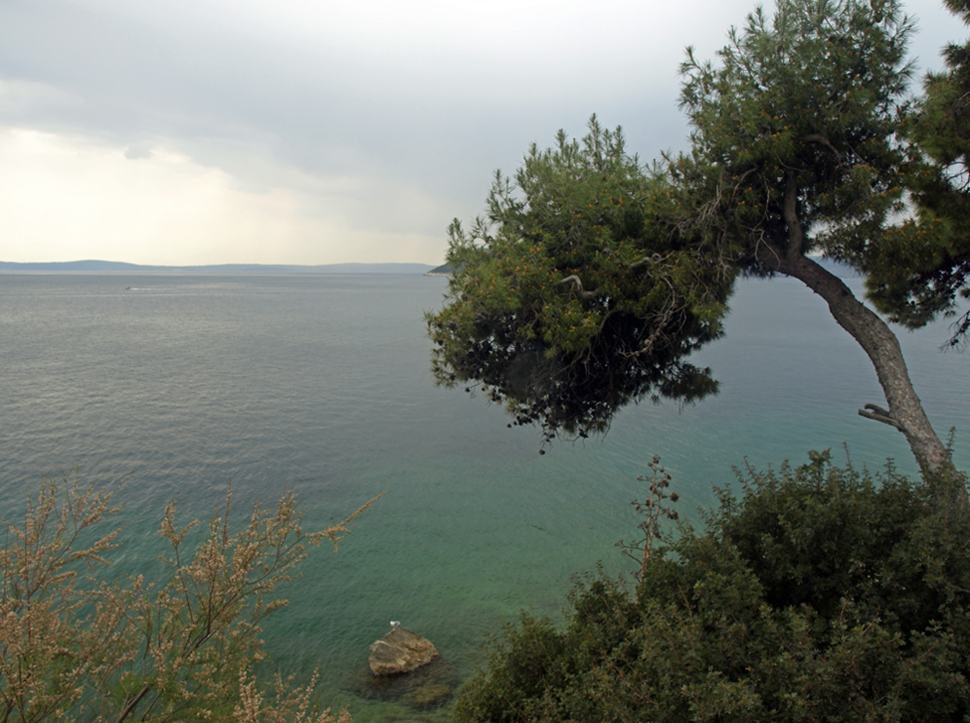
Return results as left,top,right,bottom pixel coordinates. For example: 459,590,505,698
1,272,967,721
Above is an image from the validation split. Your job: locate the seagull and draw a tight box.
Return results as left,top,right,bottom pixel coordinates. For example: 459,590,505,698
390,621,400,628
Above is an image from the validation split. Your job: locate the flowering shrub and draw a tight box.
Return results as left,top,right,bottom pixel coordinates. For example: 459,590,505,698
0,476,379,723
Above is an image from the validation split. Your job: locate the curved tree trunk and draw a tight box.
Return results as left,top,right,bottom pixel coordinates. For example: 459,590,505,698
757,173,958,485
778,254,952,477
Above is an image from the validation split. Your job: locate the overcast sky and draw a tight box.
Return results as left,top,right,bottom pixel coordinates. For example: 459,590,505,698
0,0,962,266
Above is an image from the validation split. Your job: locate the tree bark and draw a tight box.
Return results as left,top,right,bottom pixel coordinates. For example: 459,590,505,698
755,173,958,483
778,254,953,477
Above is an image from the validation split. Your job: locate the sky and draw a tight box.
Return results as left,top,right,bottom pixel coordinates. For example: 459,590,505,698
0,0,963,266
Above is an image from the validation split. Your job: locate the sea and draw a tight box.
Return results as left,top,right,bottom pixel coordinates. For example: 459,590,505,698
1,272,967,722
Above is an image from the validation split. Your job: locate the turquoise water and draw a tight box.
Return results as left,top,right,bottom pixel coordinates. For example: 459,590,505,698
0,273,967,721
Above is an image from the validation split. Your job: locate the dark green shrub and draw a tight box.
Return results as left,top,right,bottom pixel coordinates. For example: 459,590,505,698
454,453,970,722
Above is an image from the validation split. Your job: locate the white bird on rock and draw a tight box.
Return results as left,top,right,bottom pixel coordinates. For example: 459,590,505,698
390,621,400,628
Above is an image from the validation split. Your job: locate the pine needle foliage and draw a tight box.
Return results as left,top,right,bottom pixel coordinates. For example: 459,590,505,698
427,117,732,444
454,453,970,723
0,474,379,723
866,0,970,347
675,0,917,274
428,0,960,477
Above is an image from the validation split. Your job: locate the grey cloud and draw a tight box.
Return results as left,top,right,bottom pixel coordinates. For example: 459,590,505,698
0,0,959,260
123,146,152,159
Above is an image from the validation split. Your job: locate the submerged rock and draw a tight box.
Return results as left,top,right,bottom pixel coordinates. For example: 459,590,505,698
403,683,452,710
368,627,439,676
348,655,456,711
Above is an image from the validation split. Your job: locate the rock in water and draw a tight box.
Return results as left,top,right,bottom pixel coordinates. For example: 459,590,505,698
403,683,452,710
368,627,439,676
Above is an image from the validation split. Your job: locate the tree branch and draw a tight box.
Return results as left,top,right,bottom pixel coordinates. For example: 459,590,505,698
801,133,844,167
558,275,603,298
782,170,805,259
113,683,151,723
858,403,903,430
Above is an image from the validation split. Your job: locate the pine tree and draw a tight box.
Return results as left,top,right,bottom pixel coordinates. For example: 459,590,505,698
866,0,970,347
428,0,963,484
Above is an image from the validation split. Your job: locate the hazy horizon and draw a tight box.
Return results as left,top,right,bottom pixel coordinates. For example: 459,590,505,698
0,259,441,272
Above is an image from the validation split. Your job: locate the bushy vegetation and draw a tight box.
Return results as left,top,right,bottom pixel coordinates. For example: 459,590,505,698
0,476,378,723
455,453,970,722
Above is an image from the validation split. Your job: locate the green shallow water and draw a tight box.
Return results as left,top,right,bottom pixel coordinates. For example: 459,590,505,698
0,272,967,721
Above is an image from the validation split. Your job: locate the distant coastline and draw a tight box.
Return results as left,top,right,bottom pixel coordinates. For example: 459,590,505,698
424,263,451,277
0,260,438,275
0,258,857,279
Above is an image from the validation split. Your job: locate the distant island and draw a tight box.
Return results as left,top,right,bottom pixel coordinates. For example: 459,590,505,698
0,258,855,278
425,263,451,276
0,260,439,275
